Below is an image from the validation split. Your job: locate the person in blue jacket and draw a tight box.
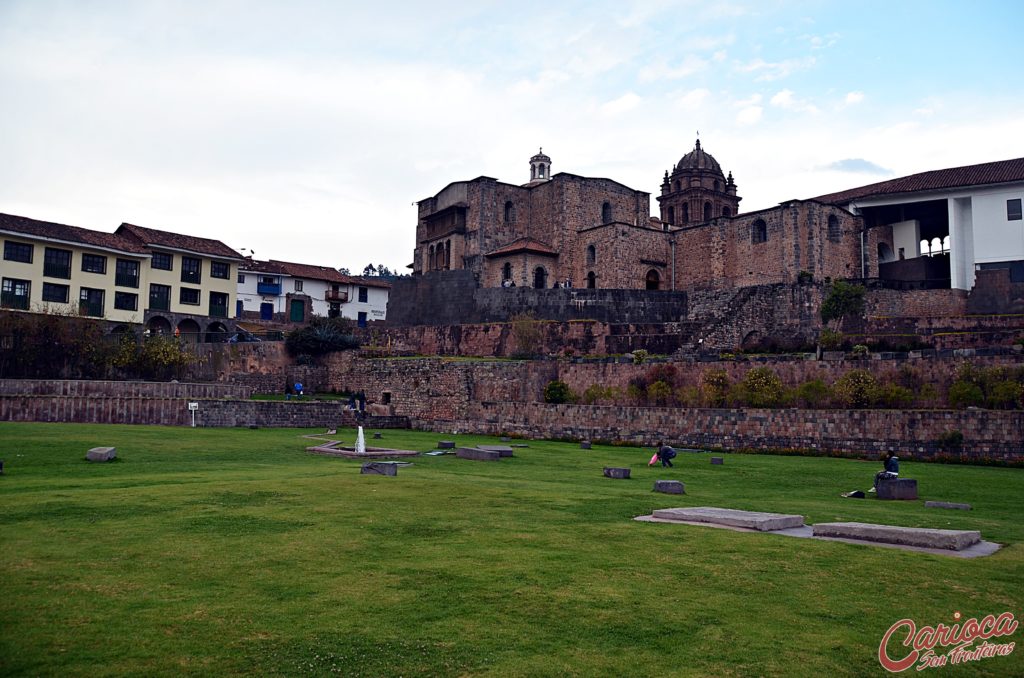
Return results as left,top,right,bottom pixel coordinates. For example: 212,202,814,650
870,452,899,492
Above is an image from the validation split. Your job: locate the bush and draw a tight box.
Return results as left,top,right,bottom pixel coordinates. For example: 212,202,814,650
986,380,1022,409
631,349,649,365
646,380,673,406
948,380,984,409
819,328,844,350
793,379,830,408
511,313,544,358
872,382,914,409
741,367,784,408
701,369,730,407
543,380,574,404
645,363,679,387
821,280,866,326
285,318,359,357
832,369,877,408
936,429,964,452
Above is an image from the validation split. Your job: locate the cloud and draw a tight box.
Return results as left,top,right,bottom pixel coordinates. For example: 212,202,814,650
600,92,642,116
844,91,864,105
638,54,709,81
735,56,816,81
807,32,840,49
736,106,763,125
770,89,818,114
822,158,892,175
670,88,710,110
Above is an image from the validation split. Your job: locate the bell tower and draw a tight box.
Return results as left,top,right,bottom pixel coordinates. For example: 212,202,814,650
657,139,740,225
528,148,552,186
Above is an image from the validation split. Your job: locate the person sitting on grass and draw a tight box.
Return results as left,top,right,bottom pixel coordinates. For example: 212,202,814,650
869,451,899,493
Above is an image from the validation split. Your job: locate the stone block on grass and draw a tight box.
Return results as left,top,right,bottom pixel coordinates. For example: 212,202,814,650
710,457,724,465
361,462,398,476
478,445,514,457
603,467,631,479
925,501,972,511
438,441,455,449
653,480,685,494
877,478,918,500
86,447,117,462
580,441,592,450
456,447,501,461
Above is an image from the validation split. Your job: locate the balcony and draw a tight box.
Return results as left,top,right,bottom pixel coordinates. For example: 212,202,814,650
1,291,29,311
324,289,348,302
257,282,282,295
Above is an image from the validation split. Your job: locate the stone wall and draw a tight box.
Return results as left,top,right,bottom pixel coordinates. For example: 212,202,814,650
0,379,251,398
447,401,1023,463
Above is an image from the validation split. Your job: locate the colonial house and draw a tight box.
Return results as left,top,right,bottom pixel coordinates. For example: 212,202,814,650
237,258,390,326
0,212,243,339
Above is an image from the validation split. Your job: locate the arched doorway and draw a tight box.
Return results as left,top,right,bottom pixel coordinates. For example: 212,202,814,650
645,269,660,290
533,266,547,289
205,321,229,343
177,318,201,342
587,271,596,289
147,316,172,336
877,242,895,264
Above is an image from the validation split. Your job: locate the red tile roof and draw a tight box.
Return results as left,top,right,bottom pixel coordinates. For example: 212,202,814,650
485,237,559,258
347,275,392,289
813,157,1024,205
0,212,149,254
117,222,242,259
239,258,392,288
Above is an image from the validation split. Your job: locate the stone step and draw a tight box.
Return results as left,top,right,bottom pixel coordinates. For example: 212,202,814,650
456,447,501,461
652,507,804,531
811,522,981,551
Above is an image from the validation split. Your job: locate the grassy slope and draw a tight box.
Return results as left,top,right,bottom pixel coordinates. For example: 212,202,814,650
0,423,1021,677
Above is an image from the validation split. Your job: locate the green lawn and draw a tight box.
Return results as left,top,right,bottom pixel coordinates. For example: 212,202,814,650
1,423,1021,677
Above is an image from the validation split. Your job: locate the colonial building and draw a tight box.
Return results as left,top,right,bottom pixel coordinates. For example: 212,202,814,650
238,258,390,326
0,212,244,339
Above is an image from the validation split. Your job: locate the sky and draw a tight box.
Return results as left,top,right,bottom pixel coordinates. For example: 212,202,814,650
1,1,1023,272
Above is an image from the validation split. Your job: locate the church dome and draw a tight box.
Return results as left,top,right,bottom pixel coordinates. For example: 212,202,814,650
676,139,722,174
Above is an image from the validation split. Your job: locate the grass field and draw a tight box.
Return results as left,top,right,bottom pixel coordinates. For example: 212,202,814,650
1,422,1021,677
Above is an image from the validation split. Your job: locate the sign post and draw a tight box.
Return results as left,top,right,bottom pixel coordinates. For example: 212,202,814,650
188,401,199,428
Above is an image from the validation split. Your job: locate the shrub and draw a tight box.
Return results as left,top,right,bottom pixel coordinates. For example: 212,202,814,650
851,344,869,357
631,349,649,365
646,380,673,406
819,328,844,350
793,379,830,408
986,380,1022,409
741,367,784,408
701,369,731,407
832,369,877,408
285,317,359,357
543,380,574,404
821,280,866,326
676,386,701,407
510,313,544,358
872,382,914,409
948,380,984,409
936,429,964,452
645,363,679,388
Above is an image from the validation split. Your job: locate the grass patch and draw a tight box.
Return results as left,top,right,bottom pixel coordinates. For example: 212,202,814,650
0,422,1022,676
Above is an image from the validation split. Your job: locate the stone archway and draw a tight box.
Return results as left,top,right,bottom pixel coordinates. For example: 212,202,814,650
533,266,547,289
177,318,201,342
205,321,229,343
147,316,172,336
645,269,660,290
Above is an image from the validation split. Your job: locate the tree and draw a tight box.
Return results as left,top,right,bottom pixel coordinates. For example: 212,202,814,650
339,267,350,276
821,280,866,328
362,263,377,277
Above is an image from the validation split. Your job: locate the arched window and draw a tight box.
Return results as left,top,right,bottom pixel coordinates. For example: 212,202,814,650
752,219,768,244
587,271,596,289
674,180,681,192
714,180,721,192
586,244,596,265
703,202,712,222
445,240,451,269
920,239,930,256
942,235,951,253
428,245,435,270
502,262,512,281
827,214,841,242
601,202,611,223
645,269,660,290
931,238,942,256
878,242,895,263
533,266,547,289
538,164,546,178
682,203,689,224
668,206,675,225
721,207,730,217
504,201,515,223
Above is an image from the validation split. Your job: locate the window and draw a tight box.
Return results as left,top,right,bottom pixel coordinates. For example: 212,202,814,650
587,271,596,289
358,286,368,303
504,201,515,223
294,280,304,292
209,291,228,318
538,164,546,178
42,282,69,303
752,219,768,244
115,259,140,288
79,287,104,317
502,262,512,281
43,248,71,278
714,180,721,192
533,266,547,289
82,253,107,274
682,203,689,223
151,252,173,270
1,278,30,310
180,287,200,305
237,273,246,283
587,244,596,265
703,202,712,222
646,269,660,291
150,284,171,311
181,256,201,284
114,292,138,311
668,206,675,225
722,207,731,217
1009,198,1023,221
3,241,33,263
601,202,611,223
211,261,230,279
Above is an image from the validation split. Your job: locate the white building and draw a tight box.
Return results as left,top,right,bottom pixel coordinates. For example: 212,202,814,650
815,158,1024,290
237,259,390,325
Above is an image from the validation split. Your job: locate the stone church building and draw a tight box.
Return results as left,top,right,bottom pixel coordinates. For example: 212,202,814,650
411,141,876,292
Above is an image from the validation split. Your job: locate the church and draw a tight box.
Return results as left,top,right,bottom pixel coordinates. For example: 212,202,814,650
411,140,870,292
